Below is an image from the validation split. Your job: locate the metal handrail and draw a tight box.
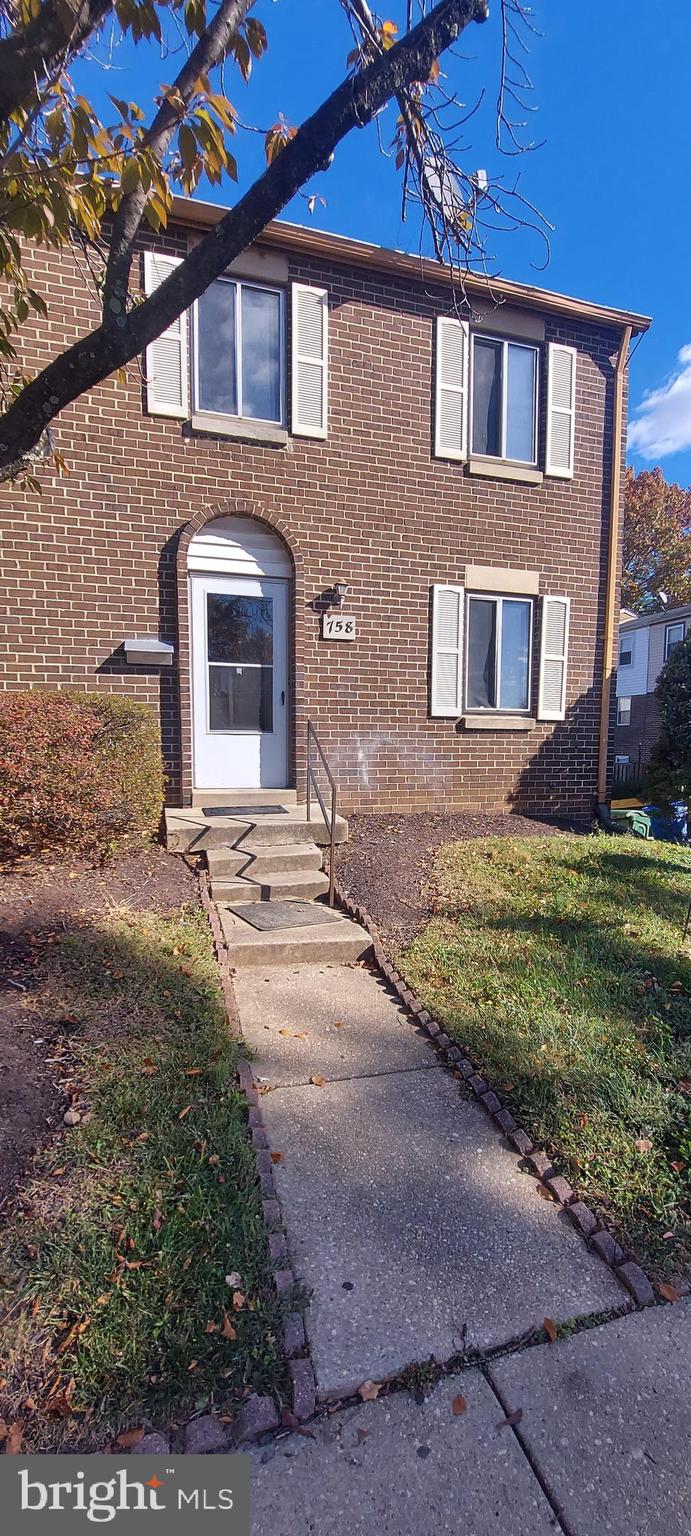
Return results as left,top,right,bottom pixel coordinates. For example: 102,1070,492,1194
306,721,337,907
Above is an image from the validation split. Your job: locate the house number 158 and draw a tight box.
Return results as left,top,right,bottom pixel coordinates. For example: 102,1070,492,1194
322,614,356,640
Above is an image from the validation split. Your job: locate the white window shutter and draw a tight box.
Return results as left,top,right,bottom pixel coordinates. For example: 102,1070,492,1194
538,595,571,720
143,251,189,418
291,283,328,438
546,343,576,477
431,585,464,717
434,316,469,460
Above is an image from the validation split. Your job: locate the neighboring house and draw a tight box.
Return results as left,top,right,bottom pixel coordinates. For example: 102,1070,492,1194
1,199,650,817
614,604,691,765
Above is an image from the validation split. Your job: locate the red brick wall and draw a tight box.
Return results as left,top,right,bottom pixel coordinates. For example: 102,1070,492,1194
0,225,626,817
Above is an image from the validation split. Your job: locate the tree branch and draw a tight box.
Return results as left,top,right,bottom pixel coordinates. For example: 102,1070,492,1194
0,0,488,476
0,0,115,121
103,0,256,321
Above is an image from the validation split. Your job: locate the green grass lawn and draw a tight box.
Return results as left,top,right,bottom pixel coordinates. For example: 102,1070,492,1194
0,905,288,1449
401,835,691,1284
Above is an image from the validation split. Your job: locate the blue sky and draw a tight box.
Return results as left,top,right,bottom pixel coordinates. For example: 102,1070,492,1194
84,1,691,484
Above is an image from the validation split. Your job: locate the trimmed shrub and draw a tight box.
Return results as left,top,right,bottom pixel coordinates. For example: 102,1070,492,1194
0,690,164,862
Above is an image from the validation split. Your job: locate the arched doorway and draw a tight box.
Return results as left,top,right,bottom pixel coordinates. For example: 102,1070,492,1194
187,516,292,791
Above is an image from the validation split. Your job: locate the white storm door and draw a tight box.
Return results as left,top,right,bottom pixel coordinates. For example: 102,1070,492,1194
191,573,289,790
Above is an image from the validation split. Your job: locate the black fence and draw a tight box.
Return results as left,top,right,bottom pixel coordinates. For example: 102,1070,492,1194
612,750,644,793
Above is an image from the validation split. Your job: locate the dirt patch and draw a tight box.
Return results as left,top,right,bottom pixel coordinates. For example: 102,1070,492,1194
337,811,583,948
0,846,197,1209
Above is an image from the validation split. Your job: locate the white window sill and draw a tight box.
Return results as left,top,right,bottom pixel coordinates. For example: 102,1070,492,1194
468,457,544,486
461,714,536,732
189,412,288,446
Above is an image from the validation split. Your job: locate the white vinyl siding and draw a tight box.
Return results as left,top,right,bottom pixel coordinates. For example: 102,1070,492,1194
616,625,649,698
430,585,464,716
434,317,469,460
537,595,570,720
545,343,576,478
144,251,189,418
291,283,328,438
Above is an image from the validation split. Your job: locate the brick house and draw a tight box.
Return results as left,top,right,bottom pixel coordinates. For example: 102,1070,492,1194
613,604,691,768
1,198,650,818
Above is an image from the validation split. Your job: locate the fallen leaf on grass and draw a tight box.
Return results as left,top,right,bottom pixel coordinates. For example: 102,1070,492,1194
205,1321,218,1334
310,1075,327,1088
270,1152,284,1164
358,1380,381,1402
178,1105,192,1121
451,1394,467,1417
116,1427,144,1449
634,1138,653,1153
56,1318,91,1356
225,1272,242,1287
141,1059,158,1077
232,1291,246,1312
657,1282,681,1303
3,1422,23,1454
670,1161,686,1174
543,1317,557,1344
496,1408,523,1431
221,1313,237,1341
185,1067,203,1077
152,1209,164,1233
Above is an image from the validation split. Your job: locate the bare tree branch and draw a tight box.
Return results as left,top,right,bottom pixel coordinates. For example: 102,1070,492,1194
0,0,489,477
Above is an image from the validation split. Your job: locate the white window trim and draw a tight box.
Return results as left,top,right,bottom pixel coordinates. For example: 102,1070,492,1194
464,592,534,715
470,334,539,468
664,620,686,659
192,275,286,429
617,696,632,726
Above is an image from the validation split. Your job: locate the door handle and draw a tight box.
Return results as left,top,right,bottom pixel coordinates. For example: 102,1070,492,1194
281,690,285,706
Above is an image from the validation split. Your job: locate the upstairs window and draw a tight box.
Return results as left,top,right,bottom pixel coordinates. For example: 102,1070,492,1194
619,640,633,666
471,336,538,465
665,620,686,659
466,594,533,712
194,276,284,425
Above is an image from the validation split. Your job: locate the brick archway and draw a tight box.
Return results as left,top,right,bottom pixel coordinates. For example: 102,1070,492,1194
176,500,306,805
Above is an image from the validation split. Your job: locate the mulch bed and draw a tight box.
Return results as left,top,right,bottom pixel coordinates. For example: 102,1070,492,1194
337,811,583,948
0,846,197,1209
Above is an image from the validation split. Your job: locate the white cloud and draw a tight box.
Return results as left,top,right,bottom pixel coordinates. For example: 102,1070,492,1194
628,343,691,459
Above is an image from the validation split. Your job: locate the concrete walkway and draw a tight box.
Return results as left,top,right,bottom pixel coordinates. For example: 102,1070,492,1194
234,961,625,1399
250,1300,691,1536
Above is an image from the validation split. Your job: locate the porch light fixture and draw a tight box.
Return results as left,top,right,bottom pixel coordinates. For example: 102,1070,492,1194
333,581,349,607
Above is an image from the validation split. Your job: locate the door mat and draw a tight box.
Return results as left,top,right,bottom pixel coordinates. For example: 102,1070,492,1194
228,901,341,931
202,805,288,817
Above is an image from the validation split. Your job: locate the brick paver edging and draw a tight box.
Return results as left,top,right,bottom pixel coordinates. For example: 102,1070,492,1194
199,869,317,1424
333,878,658,1313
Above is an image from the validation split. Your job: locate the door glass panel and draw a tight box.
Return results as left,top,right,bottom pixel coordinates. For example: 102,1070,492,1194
506,345,537,463
208,665,273,732
197,281,237,415
467,598,497,708
472,338,502,456
207,594,273,663
500,599,531,709
241,287,282,422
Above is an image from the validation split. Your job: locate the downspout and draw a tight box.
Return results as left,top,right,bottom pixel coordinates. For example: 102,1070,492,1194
597,322,633,818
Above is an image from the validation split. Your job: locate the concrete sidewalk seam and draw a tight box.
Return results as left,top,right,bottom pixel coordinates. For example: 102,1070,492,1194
483,1363,575,1536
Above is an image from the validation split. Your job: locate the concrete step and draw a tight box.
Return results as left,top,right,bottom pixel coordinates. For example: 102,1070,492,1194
211,870,330,904
191,788,297,808
206,842,323,879
217,905,372,969
165,806,347,855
